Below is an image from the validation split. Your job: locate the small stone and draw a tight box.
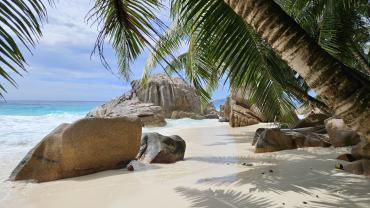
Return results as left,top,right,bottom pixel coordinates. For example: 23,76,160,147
282,203,285,206
316,195,319,198
246,163,253,166
303,201,308,204
269,169,274,173
227,163,230,165
242,162,247,166
127,165,134,171
335,163,344,170
261,172,265,175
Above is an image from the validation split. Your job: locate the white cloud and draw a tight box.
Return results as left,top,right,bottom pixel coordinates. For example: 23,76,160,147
41,0,97,46
3,0,228,101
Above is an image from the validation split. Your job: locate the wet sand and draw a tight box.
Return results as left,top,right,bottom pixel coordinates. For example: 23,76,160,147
1,123,370,208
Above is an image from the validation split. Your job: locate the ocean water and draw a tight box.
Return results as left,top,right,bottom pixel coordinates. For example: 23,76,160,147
0,100,221,155
0,101,102,153
0,100,222,188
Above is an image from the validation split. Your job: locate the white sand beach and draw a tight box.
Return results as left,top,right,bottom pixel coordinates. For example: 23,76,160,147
1,122,370,208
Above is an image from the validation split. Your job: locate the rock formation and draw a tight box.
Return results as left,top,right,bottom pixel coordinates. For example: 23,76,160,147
325,118,361,147
131,74,202,117
343,159,370,176
254,128,331,153
137,133,186,163
294,112,330,128
220,95,263,127
351,141,370,160
10,117,141,182
88,74,205,125
203,102,219,119
87,92,166,127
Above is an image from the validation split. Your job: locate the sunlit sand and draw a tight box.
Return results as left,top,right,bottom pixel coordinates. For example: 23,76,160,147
1,123,369,208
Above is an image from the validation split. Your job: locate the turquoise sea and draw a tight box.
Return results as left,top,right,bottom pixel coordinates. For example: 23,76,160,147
0,100,223,183
0,100,223,154
0,100,103,116
0,101,101,154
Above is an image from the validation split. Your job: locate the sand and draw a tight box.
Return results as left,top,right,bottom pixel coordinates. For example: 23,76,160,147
1,123,370,208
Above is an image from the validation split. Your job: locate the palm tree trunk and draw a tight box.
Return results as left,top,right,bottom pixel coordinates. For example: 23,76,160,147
350,44,370,74
224,0,370,141
285,83,333,115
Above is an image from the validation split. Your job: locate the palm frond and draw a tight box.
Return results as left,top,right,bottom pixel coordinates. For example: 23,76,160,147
276,0,370,74
0,0,54,97
154,0,309,123
87,0,164,80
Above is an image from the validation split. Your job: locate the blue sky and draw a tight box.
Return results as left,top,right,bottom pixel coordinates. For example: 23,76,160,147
3,0,228,101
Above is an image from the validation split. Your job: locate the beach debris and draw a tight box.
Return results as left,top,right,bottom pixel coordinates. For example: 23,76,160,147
137,133,186,164
335,163,344,170
242,163,253,166
218,117,229,122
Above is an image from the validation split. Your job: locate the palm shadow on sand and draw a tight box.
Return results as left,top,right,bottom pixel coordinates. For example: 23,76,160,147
175,186,276,208
189,150,370,208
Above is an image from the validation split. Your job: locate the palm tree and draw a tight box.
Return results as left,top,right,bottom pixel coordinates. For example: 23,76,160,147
1,0,369,143
143,0,334,125
219,0,370,141
276,0,370,74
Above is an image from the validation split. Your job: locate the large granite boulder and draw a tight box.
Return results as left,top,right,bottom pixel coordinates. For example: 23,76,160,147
229,104,262,127
220,97,231,122
220,89,264,127
10,117,141,182
137,133,186,163
88,74,203,123
294,112,330,128
171,111,206,120
254,128,331,153
343,159,370,176
325,118,361,147
87,93,166,127
132,74,201,117
203,102,219,118
351,141,370,160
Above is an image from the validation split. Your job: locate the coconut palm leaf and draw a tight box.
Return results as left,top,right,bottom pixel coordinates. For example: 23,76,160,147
276,0,370,74
0,0,54,97
141,16,191,85
144,0,328,123
87,0,165,80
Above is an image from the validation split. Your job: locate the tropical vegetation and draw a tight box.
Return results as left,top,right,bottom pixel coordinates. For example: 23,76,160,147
1,0,369,138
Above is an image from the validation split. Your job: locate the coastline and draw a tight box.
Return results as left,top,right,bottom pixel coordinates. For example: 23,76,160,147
1,123,369,208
